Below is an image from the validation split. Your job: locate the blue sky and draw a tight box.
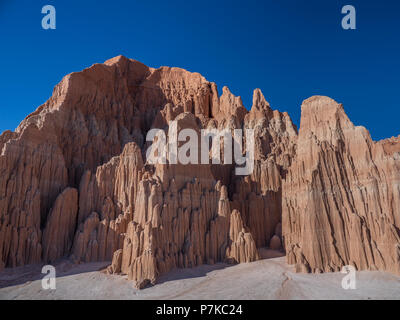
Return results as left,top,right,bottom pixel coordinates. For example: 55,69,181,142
0,0,399,140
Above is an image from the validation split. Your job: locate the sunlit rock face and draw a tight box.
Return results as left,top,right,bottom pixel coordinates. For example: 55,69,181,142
0,56,399,287
283,96,400,275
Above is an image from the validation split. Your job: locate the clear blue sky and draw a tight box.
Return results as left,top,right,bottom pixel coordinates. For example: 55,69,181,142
0,0,399,140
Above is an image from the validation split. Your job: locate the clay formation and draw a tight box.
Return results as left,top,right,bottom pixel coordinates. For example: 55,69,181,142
0,56,398,287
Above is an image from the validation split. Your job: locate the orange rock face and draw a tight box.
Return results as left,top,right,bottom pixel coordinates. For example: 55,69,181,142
0,56,399,285
283,96,400,274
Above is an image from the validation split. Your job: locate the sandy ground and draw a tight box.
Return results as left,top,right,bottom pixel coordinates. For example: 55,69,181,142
0,250,399,300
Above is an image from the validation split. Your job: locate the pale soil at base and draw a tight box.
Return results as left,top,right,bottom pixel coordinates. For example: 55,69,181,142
0,250,399,300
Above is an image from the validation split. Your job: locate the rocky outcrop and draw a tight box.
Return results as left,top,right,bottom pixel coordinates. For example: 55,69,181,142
230,89,297,249
70,142,144,263
0,56,399,286
0,56,283,286
226,209,260,263
42,187,78,262
283,96,400,274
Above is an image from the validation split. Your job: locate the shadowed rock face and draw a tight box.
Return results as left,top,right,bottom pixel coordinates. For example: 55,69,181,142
0,56,399,287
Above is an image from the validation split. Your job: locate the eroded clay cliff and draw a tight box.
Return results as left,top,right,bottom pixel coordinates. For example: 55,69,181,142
0,56,288,284
283,96,400,274
0,56,399,286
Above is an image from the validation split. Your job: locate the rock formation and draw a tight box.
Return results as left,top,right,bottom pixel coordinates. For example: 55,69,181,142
283,96,400,274
0,55,399,285
42,187,78,262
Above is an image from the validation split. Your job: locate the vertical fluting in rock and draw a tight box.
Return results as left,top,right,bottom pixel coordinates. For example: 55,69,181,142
230,89,297,250
283,96,400,274
42,187,78,262
109,172,259,288
0,55,221,270
107,109,261,288
226,209,260,263
71,142,144,263
0,55,399,286
0,124,68,268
